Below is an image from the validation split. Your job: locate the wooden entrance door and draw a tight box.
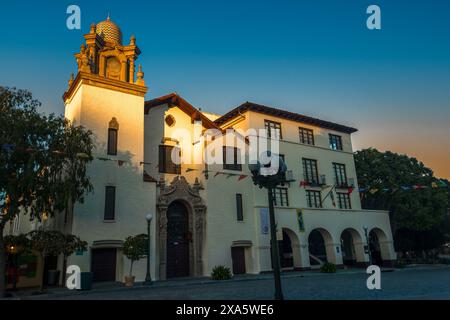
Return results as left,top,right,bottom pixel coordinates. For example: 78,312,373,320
231,247,246,274
91,248,117,282
166,201,190,278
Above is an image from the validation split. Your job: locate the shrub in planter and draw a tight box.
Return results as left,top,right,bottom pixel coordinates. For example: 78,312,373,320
320,262,337,273
211,266,232,280
123,234,148,286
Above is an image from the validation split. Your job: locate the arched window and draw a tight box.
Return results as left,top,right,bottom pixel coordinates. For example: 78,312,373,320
107,117,119,155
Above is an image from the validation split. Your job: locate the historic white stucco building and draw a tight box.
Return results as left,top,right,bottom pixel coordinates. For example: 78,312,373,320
7,17,397,285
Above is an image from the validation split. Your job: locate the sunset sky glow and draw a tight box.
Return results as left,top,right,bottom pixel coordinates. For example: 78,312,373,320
1,0,449,178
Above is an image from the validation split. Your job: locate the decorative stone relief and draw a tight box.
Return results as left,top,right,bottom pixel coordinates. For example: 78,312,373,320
156,176,206,280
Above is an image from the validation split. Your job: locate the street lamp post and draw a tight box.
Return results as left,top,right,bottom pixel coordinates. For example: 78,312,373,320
267,186,283,300
249,152,288,301
364,226,372,265
144,213,153,285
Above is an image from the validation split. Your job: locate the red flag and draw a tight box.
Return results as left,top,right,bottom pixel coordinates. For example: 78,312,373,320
347,187,354,195
299,181,309,188
238,175,248,181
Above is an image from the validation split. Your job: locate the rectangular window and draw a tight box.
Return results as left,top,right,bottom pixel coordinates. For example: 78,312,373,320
236,194,243,221
223,146,242,171
104,186,116,221
337,192,352,209
306,190,322,208
299,127,314,145
159,145,181,174
107,128,118,155
302,158,319,185
333,163,348,187
264,120,282,139
329,134,343,151
271,188,289,207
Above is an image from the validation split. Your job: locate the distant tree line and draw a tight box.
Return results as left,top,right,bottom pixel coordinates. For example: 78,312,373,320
355,148,450,262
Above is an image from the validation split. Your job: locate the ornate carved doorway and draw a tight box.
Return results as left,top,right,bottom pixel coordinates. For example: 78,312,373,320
166,201,190,278
157,176,207,280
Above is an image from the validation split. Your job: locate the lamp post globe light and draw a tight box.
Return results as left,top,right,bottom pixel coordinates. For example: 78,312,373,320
248,151,289,300
144,213,153,285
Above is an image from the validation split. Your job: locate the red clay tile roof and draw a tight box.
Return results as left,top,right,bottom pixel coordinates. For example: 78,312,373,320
214,101,358,134
145,93,219,130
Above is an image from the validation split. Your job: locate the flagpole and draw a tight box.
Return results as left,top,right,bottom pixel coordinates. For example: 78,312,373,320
320,185,336,207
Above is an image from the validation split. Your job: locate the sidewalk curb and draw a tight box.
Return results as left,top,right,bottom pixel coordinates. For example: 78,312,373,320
15,264,450,300
16,269,380,299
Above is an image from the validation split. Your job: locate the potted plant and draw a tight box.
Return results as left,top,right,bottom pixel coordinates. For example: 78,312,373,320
123,234,148,287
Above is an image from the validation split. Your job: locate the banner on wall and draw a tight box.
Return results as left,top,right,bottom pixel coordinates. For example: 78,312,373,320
260,208,269,234
296,209,305,232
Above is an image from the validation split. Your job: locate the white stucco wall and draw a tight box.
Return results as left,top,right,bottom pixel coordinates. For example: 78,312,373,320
65,83,157,282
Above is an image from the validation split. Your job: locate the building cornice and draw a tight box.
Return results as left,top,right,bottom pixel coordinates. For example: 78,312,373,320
215,101,358,134
63,72,148,103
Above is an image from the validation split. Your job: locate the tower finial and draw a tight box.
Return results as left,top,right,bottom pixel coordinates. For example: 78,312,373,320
68,73,74,89
107,12,110,21
135,64,145,86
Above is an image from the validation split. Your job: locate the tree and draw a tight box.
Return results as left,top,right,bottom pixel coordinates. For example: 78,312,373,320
0,87,94,297
355,148,449,257
123,234,148,278
3,234,31,254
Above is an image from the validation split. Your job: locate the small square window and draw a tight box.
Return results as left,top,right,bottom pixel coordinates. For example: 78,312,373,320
271,188,289,207
264,120,282,139
329,134,343,151
337,192,352,209
299,127,314,145
306,190,322,208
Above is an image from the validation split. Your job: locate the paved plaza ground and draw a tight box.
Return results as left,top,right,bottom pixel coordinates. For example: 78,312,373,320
12,265,450,300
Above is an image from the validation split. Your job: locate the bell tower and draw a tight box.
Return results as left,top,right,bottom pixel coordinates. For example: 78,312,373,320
63,16,155,279
65,15,146,94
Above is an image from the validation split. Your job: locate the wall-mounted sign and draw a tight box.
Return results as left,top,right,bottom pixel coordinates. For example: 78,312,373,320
260,208,269,234
296,209,305,232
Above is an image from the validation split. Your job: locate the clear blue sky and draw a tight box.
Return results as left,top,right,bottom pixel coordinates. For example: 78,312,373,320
1,0,449,178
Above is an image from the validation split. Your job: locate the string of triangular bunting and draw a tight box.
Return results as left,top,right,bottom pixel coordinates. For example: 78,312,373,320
358,180,449,195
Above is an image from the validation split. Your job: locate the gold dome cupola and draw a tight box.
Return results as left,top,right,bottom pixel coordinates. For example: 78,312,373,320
95,15,123,45
64,14,147,103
